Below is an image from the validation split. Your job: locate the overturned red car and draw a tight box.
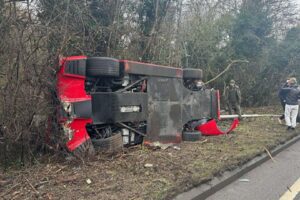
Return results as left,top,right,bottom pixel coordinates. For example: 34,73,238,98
57,56,238,153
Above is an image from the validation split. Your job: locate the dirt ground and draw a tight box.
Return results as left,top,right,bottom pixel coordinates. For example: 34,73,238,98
0,106,298,200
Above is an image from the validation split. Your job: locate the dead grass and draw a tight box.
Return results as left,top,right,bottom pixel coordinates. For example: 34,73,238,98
0,106,298,200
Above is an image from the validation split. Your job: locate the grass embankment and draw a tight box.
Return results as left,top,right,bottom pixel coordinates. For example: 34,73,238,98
0,106,297,200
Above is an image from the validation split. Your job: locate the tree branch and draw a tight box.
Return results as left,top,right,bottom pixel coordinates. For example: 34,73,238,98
204,59,249,85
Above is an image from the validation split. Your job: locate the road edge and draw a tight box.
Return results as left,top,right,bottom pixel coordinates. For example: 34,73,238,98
173,133,300,200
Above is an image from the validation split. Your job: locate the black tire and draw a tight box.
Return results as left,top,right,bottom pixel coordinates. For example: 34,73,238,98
72,139,95,158
86,57,120,77
91,133,123,152
183,68,203,79
182,131,202,141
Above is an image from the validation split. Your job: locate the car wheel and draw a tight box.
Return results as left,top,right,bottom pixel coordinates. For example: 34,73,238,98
91,133,123,152
183,68,203,79
86,57,120,77
72,139,95,158
182,131,202,141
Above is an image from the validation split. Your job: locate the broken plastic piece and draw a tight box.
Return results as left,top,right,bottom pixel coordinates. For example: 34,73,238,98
66,118,92,151
196,118,239,136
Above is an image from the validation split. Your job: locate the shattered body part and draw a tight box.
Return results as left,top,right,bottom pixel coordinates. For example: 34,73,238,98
56,56,94,154
197,118,239,136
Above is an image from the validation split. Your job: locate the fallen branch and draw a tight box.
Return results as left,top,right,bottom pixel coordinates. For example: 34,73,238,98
99,184,119,191
204,60,249,85
56,176,78,184
11,191,21,200
25,178,39,194
200,139,208,144
157,154,177,166
0,179,10,186
264,147,276,162
55,166,67,173
0,183,20,198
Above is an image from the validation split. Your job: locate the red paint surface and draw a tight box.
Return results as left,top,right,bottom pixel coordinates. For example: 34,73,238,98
57,56,91,102
57,56,92,151
66,118,92,151
197,118,239,136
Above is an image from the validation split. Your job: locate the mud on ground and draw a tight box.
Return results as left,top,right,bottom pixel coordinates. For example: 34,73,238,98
0,106,298,200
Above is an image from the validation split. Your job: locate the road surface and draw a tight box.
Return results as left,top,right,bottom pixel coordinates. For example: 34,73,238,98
207,138,300,200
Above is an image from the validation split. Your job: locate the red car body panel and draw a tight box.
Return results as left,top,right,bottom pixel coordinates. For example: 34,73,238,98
57,56,91,102
57,56,92,151
197,118,239,136
65,118,92,151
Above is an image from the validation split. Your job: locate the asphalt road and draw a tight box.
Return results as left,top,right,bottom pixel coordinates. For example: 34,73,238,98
207,137,300,200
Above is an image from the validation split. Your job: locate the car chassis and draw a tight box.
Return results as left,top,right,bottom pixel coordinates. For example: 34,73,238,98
56,56,238,153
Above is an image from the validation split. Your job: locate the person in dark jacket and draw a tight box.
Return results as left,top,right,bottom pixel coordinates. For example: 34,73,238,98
224,80,242,117
281,78,300,130
278,79,290,124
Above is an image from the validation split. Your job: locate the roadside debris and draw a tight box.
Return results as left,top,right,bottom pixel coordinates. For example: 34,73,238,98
239,178,250,182
197,118,239,136
144,163,154,168
173,146,181,151
25,177,39,194
57,176,78,184
149,142,173,150
264,147,276,162
86,179,92,185
200,139,208,144
0,179,10,186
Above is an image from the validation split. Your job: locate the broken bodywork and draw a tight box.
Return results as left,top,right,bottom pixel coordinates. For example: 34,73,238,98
56,56,239,152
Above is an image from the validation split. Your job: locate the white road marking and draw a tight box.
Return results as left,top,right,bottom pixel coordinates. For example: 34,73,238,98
280,177,300,200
